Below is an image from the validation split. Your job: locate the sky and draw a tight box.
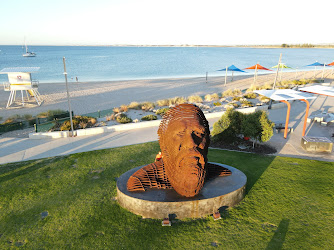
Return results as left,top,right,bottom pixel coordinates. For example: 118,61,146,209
0,0,333,46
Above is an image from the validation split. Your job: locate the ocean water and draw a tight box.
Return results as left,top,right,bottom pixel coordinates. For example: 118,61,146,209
0,45,333,83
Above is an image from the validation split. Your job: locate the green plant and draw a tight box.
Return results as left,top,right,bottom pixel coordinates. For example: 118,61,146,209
59,116,96,131
116,114,132,124
141,102,155,111
37,109,66,118
243,92,257,99
156,99,169,106
232,96,241,101
240,100,253,107
188,95,203,103
222,89,234,97
211,109,244,143
128,102,142,110
156,108,169,116
205,93,219,102
213,102,221,106
169,97,187,105
241,111,274,147
141,115,157,121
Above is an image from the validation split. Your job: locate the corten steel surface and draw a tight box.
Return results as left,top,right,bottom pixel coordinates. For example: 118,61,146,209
118,163,246,219
127,104,231,197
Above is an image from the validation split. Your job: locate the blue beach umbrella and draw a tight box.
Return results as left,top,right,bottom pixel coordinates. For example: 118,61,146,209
306,61,326,78
217,65,246,86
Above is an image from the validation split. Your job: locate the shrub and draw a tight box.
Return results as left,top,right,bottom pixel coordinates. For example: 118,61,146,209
205,93,219,102
222,89,234,97
211,109,244,143
113,107,120,113
116,114,132,124
38,109,66,118
156,108,169,116
156,99,169,107
241,111,274,146
233,89,242,96
188,95,203,103
23,114,33,120
246,84,261,92
120,105,128,112
141,102,155,111
243,92,257,99
106,114,116,121
232,96,241,101
60,116,97,131
128,102,142,110
213,102,221,106
141,115,157,121
240,100,253,107
168,97,187,105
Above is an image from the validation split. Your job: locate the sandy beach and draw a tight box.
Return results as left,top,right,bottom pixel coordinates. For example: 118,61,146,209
0,69,333,121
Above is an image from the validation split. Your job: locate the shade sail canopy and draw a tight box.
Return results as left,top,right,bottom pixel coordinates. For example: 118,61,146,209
272,63,292,69
217,65,246,72
245,64,272,71
0,67,40,73
299,85,334,97
306,62,325,67
327,62,334,66
254,89,316,101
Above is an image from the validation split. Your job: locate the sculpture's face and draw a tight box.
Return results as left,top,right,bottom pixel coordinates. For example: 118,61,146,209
159,105,210,197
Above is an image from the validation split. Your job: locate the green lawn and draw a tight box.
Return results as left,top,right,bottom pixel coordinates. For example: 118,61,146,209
0,142,333,249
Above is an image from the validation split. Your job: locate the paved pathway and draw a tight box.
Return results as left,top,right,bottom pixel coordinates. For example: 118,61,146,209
1,95,334,165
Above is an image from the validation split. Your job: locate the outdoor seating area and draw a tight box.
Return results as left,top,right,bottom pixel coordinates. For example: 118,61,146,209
307,112,334,126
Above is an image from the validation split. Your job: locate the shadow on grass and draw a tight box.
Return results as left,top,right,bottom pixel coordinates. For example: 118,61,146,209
0,158,53,184
266,218,290,250
208,149,275,194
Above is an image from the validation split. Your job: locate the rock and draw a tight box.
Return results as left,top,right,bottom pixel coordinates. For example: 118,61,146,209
41,211,49,219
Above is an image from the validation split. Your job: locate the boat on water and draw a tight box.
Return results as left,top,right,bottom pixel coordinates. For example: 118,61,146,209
22,41,36,57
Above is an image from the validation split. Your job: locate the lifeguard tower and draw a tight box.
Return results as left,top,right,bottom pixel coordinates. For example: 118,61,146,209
0,67,42,108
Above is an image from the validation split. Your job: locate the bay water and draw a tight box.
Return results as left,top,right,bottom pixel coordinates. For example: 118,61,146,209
0,46,333,83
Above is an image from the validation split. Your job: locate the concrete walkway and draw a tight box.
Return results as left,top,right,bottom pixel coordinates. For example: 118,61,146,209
1,95,334,165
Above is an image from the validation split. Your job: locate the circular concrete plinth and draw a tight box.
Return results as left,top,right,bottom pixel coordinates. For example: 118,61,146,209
116,162,247,219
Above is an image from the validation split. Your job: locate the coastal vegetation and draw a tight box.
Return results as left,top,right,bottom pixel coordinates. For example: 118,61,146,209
141,115,157,121
212,109,274,147
0,142,333,248
59,116,97,131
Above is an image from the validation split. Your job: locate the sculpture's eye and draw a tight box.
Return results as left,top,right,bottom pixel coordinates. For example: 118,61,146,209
193,131,204,138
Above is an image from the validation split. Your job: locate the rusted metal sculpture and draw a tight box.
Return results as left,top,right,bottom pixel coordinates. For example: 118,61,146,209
127,104,231,197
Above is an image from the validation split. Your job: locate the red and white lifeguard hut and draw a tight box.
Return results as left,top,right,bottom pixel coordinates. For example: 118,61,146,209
0,67,42,108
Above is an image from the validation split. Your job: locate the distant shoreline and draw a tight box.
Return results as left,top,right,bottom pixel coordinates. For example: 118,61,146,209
1,44,334,48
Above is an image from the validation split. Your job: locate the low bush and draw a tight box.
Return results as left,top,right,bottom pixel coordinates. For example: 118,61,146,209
188,95,203,103
213,102,221,106
141,102,155,111
243,92,257,99
141,115,157,121
128,102,142,110
60,116,97,131
116,114,132,124
222,89,234,97
156,108,169,116
38,109,66,118
205,93,219,102
156,99,169,107
169,97,187,105
232,96,241,101
240,100,253,107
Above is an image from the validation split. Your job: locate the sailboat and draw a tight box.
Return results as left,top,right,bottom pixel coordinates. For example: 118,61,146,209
22,39,36,57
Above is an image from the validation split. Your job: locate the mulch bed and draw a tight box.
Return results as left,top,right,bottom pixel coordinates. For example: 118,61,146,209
210,138,277,155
